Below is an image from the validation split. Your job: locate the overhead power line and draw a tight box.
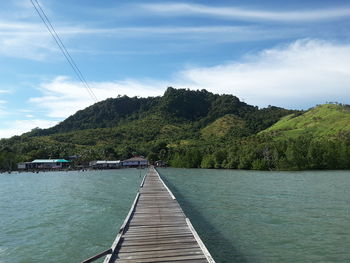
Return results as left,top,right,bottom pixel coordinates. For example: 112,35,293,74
30,0,98,103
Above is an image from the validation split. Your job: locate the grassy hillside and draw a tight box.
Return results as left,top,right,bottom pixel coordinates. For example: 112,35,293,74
201,114,247,139
0,88,349,171
261,104,350,139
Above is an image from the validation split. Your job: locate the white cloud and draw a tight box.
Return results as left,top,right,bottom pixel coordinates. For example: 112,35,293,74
174,39,350,108
142,3,350,22
0,119,57,139
29,76,165,118
0,21,58,60
28,39,350,122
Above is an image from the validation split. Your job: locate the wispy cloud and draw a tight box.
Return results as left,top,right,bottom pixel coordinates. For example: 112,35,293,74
0,21,246,60
0,19,121,60
83,25,304,45
1,2,346,61
0,119,57,138
0,20,58,60
0,21,299,39
142,3,350,22
0,19,309,60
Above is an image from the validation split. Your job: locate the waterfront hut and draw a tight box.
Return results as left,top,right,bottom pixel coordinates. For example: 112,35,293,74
18,159,70,170
32,159,70,169
122,156,148,168
17,162,31,170
89,160,121,169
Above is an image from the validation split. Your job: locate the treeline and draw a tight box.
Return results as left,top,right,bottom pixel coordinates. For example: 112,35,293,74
2,134,349,171
150,134,350,170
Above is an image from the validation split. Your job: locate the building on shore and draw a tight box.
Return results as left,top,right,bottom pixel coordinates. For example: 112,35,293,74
17,159,70,170
122,156,148,168
89,160,121,169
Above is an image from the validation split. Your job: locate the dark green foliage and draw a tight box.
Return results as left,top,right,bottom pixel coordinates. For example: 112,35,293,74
0,146,17,171
244,106,300,133
197,135,350,171
200,154,215,168
160,87,213,121
170,149,202,168
201,94,255,125
0,88,349,171
29,96,161,136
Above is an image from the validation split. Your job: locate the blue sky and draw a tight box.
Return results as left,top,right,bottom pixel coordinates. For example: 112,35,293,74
0,0,350,138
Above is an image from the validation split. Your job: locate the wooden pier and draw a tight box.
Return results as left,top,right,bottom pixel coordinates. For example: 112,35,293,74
103,167,215,263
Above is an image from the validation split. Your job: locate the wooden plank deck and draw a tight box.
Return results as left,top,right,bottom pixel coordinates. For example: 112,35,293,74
104,167,215,263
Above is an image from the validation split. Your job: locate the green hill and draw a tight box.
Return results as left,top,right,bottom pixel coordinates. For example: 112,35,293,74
0,88,349,171
261,104,350,139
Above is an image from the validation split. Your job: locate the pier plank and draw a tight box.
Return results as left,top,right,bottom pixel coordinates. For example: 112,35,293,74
104,167,215,263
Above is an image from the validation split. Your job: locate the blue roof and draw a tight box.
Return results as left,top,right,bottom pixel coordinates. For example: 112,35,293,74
32,159,69,163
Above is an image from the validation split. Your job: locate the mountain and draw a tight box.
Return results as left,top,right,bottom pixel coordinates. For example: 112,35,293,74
0,88,349,171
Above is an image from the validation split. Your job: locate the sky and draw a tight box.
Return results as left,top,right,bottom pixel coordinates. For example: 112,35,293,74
0,0,350,138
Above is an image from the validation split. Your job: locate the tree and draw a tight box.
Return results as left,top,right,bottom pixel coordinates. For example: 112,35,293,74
201,155,215,168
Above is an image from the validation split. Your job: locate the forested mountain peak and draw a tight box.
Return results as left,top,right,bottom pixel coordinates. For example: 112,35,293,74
29,87,263,136
1,88,348,171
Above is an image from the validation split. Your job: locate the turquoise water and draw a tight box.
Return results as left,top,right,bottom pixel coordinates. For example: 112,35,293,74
0,169,144,263
159,168,350,263
1,169,350,263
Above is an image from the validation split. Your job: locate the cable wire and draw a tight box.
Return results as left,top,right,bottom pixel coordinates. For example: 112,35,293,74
30,0,98,102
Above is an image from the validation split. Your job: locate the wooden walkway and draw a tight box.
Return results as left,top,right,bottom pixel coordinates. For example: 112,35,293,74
103,167,215,263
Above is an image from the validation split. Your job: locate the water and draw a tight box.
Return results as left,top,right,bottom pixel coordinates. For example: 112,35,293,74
1,169,350,263
0,169,144,263
159,168,350,263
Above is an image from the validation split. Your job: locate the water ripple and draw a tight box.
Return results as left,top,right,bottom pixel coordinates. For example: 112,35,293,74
160,168,350,263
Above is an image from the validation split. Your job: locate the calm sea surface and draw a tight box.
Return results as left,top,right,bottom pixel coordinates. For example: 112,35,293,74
1,169,350,263
159,168,350,263
0,169,144,263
